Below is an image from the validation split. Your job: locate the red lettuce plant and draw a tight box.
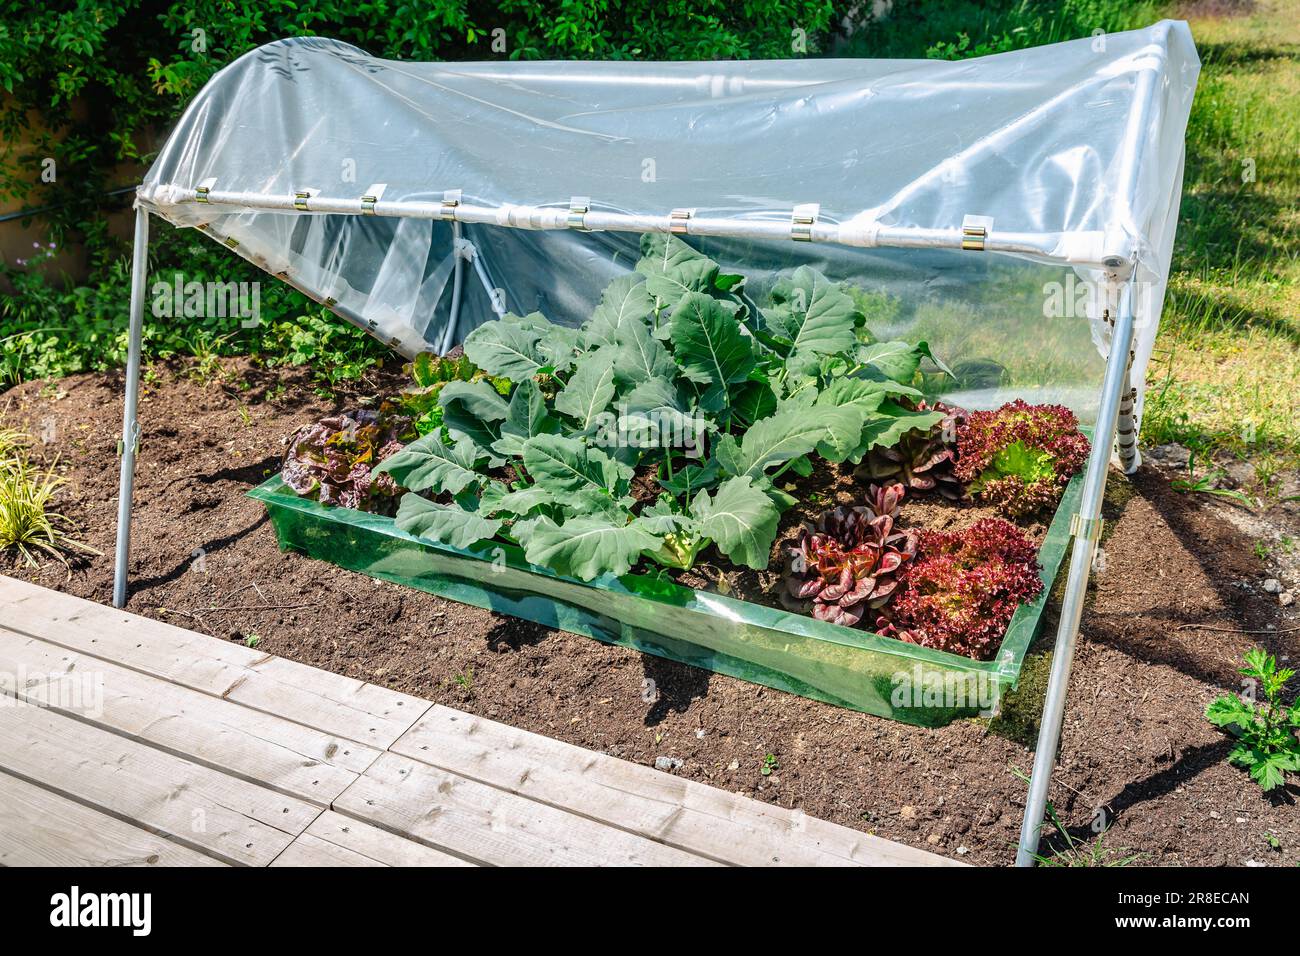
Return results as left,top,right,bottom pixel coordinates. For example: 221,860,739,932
954,399,1089,517
784,497,918,627
862,480,904,521
856,400,966,500
282,408,415,512
878,518,1042,660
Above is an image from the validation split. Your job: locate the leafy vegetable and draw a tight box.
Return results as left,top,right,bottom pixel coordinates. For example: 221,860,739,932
878,518,1042,660
1206,648,1300,792
333,234,949,584
783,502,919,627
856,400,965,499
955,399,1090,517
282,408,415,513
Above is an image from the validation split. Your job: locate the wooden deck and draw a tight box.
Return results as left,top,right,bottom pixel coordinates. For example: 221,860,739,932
0,575,957,867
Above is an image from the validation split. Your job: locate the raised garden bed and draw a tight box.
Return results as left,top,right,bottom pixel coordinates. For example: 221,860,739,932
250,467,1081,726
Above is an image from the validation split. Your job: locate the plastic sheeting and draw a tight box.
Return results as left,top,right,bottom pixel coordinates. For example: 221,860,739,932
138,20,1198,421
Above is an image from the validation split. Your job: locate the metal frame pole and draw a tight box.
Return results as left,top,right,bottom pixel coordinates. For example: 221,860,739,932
1014,281,1135,866
111,206,150,609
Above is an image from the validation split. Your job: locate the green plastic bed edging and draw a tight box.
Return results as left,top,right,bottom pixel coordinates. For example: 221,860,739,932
248,469,1083,727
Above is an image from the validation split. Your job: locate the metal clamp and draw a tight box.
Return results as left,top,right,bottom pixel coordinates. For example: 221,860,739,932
361,183,387,215
116,421,141,458
568,196,591,231
1069,513,1104,543
791,203,819,242
669,208,694,235
439,189,461,221
292,187,319,212
194,177,217,203
961,214,993,251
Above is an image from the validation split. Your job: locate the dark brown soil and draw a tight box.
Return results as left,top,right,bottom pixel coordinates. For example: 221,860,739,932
4,357,1299,866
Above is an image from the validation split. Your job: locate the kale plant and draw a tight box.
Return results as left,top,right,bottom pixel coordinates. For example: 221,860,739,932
375,235,948,582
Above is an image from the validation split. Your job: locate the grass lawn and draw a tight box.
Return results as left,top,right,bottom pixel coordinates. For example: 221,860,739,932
1143,0,1300,490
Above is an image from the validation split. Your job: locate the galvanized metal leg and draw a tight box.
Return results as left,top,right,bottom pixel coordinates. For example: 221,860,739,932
111,207,150,609
442,221,465,353
469,247,507,317
1014,283,1136,866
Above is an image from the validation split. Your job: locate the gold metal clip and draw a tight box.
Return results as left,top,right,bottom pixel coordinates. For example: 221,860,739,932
791,203,819,242
440,189,461,221
568,196,591,231
1069,513,1104,543
669,208,694,235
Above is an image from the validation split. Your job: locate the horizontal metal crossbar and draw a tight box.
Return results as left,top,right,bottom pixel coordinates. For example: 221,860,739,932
145,186,1133,271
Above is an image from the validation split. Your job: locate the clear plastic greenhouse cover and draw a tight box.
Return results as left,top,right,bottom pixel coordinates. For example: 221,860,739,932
138,20,1198,422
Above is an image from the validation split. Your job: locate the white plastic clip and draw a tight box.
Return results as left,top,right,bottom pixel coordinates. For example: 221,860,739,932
961,214,993,251
293,187,319,212
791,203,819,242
440,189,461,221
361,183,387,215
669,208,695,235
194,177,217,203
568,196,591,231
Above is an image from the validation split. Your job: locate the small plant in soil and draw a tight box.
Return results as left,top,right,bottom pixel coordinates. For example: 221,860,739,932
1205,648,1300,792
878,518,1043,660
0,433,97,567
281,408,416,513
782,486,918,627
761,753,779,776
855,399,965,499
954,399,1088,518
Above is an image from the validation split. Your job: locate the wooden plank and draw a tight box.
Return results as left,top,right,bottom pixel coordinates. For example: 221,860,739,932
0,627,376,806
336,753,719,867
272,811,475,867
394,706,958,867
0,576,429,748
0,703,321,867
0,771,227,867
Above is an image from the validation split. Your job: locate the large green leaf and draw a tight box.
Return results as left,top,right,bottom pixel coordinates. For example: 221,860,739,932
585,275,656,348
669,292,752,415
487,485,556,517
715,407,859,479
690,476,781,570
373,435,484,496
553,345,618,429
857,401,946,452
521,433,631,499
808,377,904,462
855,340,925,384
523,515,661,581
395,494,502,549
613,318,677,388
462,314,547,380
438,379,509,453
657,458,721,497
763,267,859,375
491,379,559,458
731,379,778,427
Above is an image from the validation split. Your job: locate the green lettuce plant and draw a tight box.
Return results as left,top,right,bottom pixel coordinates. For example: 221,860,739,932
374,235,948,582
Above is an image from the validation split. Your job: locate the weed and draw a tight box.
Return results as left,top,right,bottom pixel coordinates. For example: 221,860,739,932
1206,648,1300,792
761,753,779,776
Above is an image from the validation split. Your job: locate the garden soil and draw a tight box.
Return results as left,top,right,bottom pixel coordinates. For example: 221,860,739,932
4,356,1298,866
